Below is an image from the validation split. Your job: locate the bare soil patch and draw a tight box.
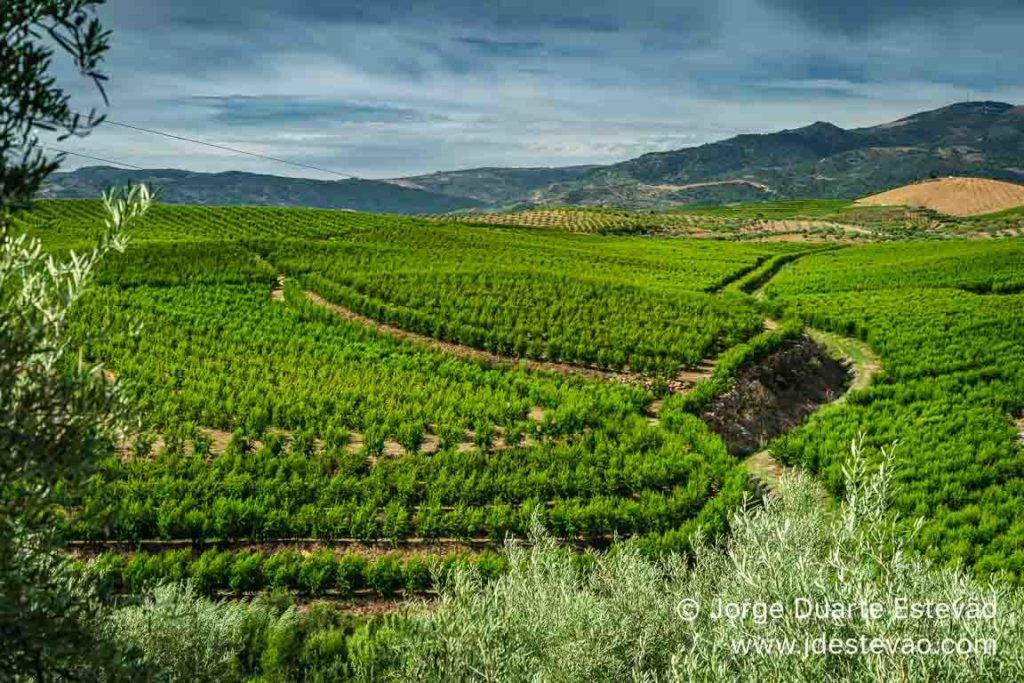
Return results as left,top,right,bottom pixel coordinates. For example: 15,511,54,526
701,335,850,455
639,179,772,195
668,360,716,393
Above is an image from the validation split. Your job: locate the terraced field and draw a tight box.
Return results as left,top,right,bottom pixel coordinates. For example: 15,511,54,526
438,198,1024,240
11,199,1024,609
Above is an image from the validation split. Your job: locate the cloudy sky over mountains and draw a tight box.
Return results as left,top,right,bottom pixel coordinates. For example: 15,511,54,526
48,0,1024,178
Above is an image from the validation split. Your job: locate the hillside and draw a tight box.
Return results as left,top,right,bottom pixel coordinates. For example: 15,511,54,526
18,198,1024,588
388,165,598,207
14,199,1024,677
42,166,483,214
531,102,1024,208
856,177,1024,216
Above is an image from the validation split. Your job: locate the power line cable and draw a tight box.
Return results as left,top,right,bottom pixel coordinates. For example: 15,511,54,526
42,146,145,170
102,119,358,178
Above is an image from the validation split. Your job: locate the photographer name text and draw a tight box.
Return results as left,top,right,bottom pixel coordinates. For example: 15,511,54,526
676,598,996,624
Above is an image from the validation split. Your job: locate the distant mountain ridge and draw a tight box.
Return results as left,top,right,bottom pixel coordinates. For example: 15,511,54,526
43,102,1024,212
42,167,483,214
522,101,1024,208
388,165,599,206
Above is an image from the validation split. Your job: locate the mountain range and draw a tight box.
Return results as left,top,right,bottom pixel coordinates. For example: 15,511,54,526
43,101,1024,213
41,167,483,214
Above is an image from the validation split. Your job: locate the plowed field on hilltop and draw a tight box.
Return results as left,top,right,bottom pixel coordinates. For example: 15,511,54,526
856,177,1024,216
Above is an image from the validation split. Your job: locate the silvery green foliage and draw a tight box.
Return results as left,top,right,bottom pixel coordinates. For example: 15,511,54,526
0,184,148,514
107,583,295,683
384,440,1024,682
0,185,149,680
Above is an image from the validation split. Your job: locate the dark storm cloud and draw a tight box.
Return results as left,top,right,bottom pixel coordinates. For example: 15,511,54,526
44,0,1024,178
191,96,443,127
138,0,703,34
453,37,546,56
761,0,1024,33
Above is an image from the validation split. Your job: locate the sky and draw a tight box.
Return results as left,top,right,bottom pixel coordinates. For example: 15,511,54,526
44,0,1024,179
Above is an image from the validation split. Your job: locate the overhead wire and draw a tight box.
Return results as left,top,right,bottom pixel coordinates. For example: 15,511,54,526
101,119,358,178
41,146,145,170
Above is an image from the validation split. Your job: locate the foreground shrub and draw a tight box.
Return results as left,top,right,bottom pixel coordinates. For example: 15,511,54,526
107,583,287,682
386,442,1024,682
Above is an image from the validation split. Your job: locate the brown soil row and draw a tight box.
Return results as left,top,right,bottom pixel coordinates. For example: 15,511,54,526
123,420,544,462
305,593,434,616
67,534,615,557
67,537,499,559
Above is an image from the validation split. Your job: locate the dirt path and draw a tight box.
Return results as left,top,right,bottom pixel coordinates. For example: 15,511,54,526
302,289,652,386
642,179,772,194
746,451,786,490
68,536,501,557
807,328,881,396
